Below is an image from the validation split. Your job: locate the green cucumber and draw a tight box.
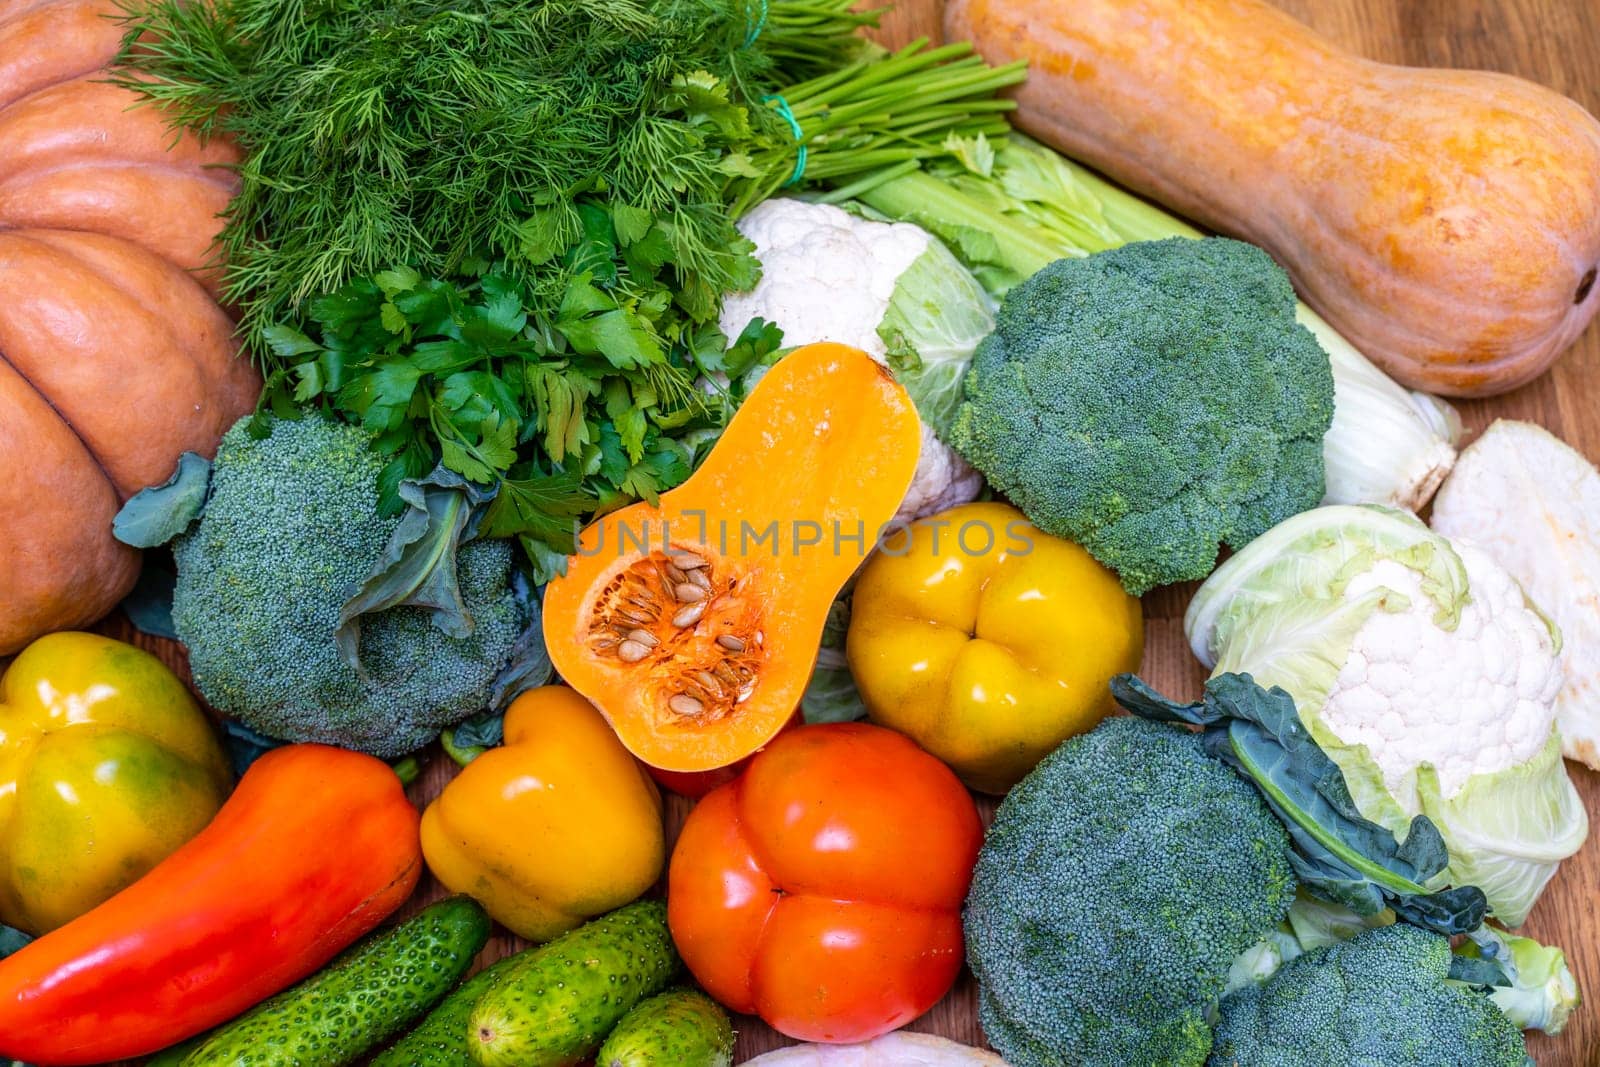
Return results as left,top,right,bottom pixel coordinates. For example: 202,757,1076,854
370,954,522,1067
597,988,734,1067
467,900,680,1067
182,897,490,1067
146,1033,207,1067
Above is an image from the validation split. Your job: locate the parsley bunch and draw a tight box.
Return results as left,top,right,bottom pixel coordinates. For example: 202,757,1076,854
260,209,783,578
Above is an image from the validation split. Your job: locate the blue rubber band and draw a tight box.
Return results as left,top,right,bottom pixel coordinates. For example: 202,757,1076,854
742,0,768,48
763,94,806,187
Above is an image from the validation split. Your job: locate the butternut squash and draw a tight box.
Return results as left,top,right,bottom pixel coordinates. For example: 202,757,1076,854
948,0,1600,397
544,343,920,772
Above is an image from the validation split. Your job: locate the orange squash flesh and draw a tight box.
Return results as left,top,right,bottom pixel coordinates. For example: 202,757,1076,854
545,343,921,772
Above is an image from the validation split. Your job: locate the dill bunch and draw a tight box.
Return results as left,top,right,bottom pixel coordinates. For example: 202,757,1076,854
116,0,1022,362
115,0,871,352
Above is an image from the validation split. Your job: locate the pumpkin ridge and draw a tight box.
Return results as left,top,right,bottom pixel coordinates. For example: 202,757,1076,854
0,0,258,653
0,337,120,500
0,228,246,495
0,155,242,198
0,76,244,178
0,0,68,22
3,228,241,496
0,0,125,109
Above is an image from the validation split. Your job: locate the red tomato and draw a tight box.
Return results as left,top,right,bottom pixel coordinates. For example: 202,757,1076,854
645,712,801,798
667,722,982,1043
646,761,744,799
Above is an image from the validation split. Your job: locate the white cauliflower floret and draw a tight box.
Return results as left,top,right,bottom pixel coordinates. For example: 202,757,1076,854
900,422,986,521
720,198,991,523
721,198,930,347
1319,547,1562,799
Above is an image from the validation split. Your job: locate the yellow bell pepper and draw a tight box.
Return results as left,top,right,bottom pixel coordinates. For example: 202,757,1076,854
0,632,231,934
847,502,1144,794
421,686,665,942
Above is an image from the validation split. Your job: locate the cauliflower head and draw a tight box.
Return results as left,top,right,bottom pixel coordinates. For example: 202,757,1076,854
1187,504,1588,926
720,197,991,522
1319,543,1559,797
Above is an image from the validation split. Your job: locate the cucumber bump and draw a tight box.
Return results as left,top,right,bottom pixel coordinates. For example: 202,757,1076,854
181,896,490,1067
370,953,521,1067
597,987,734,1067
468,900,680,1067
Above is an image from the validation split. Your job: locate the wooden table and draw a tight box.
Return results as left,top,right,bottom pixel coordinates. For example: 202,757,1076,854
91,0,1600,1063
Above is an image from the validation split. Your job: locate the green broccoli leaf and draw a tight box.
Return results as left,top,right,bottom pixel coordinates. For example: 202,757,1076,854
118,557,180,640
802,593,868,724
335,467,497,676
221,719,286,777
112,451,212,548
0,926,31,960
441,714,505,767
1113,673,1488,936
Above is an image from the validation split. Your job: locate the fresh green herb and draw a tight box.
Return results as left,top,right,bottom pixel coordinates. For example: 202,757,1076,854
115,0,1024,569
256,237,783,566
114,0,1024,362
112,0,864,350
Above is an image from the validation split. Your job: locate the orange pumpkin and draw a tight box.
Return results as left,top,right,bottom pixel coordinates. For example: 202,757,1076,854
948,0,1600,397
0,0,259,653
544,343,921,773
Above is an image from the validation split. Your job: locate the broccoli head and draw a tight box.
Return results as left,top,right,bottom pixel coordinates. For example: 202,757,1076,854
951,237,1334,595
172,414,528,757
1210,923,1528,1066
965,716,1297,1067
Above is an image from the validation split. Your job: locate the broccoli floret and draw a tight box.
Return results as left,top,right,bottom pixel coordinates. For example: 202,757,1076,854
172,414,527,757
966,716,1297,1067
1210,924,1528,1066
951,237,1334,595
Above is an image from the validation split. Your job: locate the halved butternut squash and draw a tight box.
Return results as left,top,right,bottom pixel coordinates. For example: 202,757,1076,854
544,342,921,772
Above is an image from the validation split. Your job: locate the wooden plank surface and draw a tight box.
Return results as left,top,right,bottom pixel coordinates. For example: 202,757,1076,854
83,0,1600,1063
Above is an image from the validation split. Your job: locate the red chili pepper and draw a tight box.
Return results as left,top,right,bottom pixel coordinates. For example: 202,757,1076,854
0,743,421,1064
